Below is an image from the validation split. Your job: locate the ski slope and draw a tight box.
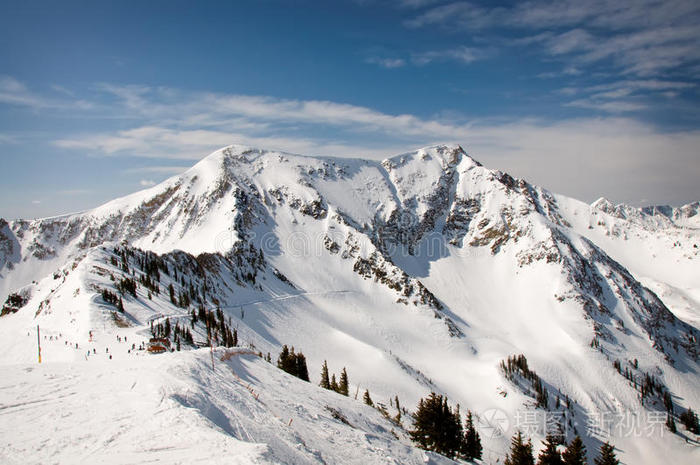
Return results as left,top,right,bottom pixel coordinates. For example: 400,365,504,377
0,349,461,465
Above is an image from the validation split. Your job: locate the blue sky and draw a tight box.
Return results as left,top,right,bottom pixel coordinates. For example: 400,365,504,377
1,0,699,219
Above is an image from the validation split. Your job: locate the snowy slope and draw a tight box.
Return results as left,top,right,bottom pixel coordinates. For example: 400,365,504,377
555,195,700,328
1,144,698,464
0,349,459,465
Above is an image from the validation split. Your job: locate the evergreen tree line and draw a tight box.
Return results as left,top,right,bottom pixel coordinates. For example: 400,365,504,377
151,318,171,339
319,360,349,396
116,276,137,298
169,283,196,308
611,357,699,435
194,306,238,348
139,273,160,296
149,306,240,350
612,358,668,406
229,241,266,285
408,392,482,461
112,246,213,311
150,318,195,350
136,249,169,282
113,246,169,282
101,288,124,312
172,320,194,349
276,345,309,381
505,432,620,465
150,305,240,350
500,354,549,409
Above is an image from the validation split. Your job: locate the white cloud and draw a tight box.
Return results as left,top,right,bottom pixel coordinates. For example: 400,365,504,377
556,79,695,112
461,117,700,205
56,125,407,161
404,2,492,29
78,85,481,142
0,76,95,111
48,83,700,205
547,29,594,55
0,77,690,206
366,57,407,68
405,1,700,77
396,0,441,8
56,127,236,158
0,133,17,144
411,46,484,65
565,99,647,113
0,76,50,108
50,85,76,97
139,179,157,187
124,165,189,175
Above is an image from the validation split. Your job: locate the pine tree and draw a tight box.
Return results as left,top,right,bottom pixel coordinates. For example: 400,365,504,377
462,409,482,461
320,360,330,389
537,435,563,465
504,431,535,465
666,414,677,433
275,346,308,381
594,442,619,465
284,346,297,375
295,352,309,382
330,374,338,392
679,407,700,434
277,345,290,369
662,390,673,414
363,389,373,406
410,398,430,449
339,367,349,396
409,393,464,459
277,345,298,377
562,436,587,465
393,395,403,423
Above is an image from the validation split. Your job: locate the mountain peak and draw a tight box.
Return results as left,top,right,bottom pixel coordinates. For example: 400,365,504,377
591,197,615,211
383,143,480,172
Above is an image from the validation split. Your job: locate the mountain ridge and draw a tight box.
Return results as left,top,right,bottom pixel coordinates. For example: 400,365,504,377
1,143,698,464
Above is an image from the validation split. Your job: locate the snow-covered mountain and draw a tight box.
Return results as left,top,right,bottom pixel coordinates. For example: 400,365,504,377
1,144,698,464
